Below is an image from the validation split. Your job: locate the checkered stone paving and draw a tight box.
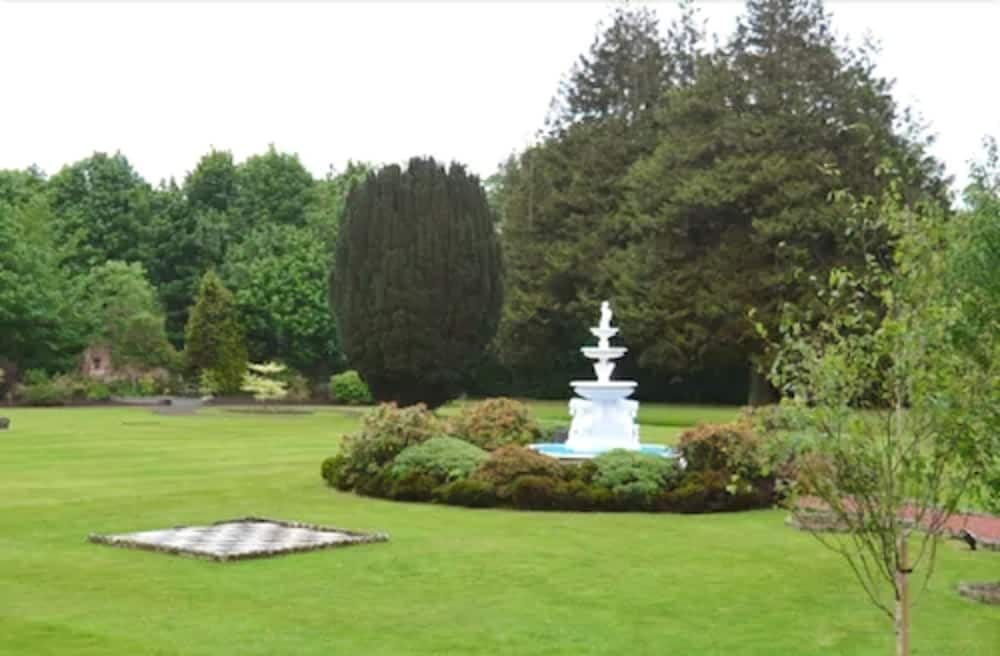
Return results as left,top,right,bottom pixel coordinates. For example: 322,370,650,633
89,518,388,562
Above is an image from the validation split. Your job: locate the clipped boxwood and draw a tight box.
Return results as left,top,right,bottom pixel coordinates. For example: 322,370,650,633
391,436,488,484
450,398,542,450
434,479,497,508
388,473,439,502
330,370,374,405
510,475,559,511
472,446,565,500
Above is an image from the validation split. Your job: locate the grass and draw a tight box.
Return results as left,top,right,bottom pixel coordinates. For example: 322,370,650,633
0,404,996,656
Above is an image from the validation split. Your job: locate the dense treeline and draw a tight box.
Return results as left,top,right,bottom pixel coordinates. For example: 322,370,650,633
0,0,976,405
0,147,368,394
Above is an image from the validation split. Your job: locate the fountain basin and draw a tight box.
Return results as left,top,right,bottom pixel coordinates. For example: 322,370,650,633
570,380,636,401
580,346,627,361
530,443,675,460
590,327,619,340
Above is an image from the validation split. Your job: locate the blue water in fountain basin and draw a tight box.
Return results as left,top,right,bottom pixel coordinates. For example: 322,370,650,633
530,443,675,459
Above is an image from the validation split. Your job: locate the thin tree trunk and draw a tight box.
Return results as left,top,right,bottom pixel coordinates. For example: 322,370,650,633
747,364,777,407
895,536,911,656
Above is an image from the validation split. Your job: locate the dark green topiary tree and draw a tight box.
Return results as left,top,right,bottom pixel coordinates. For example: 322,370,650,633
333,158,502,408
184,270,247,393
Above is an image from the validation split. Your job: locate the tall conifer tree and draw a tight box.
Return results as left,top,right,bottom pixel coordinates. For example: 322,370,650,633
333,158,502,408
184,270,247,393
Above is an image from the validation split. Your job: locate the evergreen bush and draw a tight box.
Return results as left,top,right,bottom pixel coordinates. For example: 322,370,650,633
330,370,373,405
433,479,497,508
391,437,488,484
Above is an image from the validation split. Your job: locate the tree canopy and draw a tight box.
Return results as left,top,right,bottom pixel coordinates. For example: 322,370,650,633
496,0,948,403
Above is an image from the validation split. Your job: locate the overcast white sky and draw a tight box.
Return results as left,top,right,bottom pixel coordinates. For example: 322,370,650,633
0,1,997,193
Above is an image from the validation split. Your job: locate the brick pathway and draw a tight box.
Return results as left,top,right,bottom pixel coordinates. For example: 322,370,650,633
797,496,1000,542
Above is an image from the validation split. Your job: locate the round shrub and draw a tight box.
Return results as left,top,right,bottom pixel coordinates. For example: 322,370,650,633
678,422,767,483
450,398,542,450
323,403,442,493
434,479,497,508
330,370,373,405
391,437,488,484
472,446,565,500
592,449,678,499
321,455,347,489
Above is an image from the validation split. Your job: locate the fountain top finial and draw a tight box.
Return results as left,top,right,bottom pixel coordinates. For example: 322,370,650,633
599,300,612,331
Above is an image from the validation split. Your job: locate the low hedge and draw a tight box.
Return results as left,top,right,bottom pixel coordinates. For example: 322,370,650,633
434,479,498,508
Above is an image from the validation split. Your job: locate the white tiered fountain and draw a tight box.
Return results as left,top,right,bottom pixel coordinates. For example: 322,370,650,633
530,301,672,460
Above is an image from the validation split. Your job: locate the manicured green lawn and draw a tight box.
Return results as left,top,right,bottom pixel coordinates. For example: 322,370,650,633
1,405,996,655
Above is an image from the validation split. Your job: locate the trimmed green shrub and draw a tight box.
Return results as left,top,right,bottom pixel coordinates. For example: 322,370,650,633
472,446,565,500
592,449,677,498
330,370,373,405
321,403,442,493
321,454,350,490
553,480,600,511
657,470,734,513
433,479,497,508
450,398,542,450
391,437,488,484
388,473,439,502
563,460,599,485
510,475,559,511
357,468,394,499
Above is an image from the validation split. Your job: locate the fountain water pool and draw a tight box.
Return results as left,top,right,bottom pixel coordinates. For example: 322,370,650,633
529,301,675,460
531,443,674,460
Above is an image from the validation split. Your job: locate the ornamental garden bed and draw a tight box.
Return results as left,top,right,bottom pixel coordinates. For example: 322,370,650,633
320,399,789,514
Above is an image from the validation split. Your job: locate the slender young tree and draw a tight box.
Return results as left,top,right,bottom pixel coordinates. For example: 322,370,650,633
767,185,986,656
